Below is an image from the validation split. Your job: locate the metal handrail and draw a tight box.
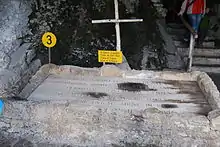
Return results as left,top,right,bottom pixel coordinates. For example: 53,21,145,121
179,15,196,72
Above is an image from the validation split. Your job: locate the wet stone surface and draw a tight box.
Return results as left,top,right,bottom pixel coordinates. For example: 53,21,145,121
117,82,157,92
161,104,178,109
85,92,109,99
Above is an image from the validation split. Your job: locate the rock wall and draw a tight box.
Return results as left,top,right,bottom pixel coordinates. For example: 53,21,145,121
0,0,41,98
0,0,168,97
28,0,166,70
150,0,185,69
0,0,185,97
120,0,139,13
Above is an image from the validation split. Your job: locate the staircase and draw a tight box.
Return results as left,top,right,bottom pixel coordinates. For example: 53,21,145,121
166,23,220,73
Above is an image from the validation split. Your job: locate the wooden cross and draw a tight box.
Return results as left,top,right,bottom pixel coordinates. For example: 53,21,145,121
92,0,143,52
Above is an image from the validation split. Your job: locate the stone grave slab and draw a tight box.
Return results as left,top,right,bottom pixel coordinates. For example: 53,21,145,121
28,73,211,115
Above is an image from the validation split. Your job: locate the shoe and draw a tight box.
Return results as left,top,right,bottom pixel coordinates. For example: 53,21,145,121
184,38,188,41
194,34,198,39
183,38,189,42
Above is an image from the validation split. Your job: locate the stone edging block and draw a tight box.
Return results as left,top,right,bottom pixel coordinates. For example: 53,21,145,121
100,65,124,77
195,72,220,131
196,72,220,110
18,63,54,99
15,64,220,133
208,109,220,131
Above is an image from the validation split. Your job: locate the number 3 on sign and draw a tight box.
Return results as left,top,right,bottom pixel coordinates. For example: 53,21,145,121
42,32,57,48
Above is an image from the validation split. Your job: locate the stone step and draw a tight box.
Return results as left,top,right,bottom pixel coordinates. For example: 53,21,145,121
193,49,220,57
167,26,187,31
192,66,220,73
192,57,220,66
177,48,220,57
167,27,187,35
166,23,185,29
198,41,215,48
174,40,215,48
167,26,214,37
153,3,163,8
171,35,215,42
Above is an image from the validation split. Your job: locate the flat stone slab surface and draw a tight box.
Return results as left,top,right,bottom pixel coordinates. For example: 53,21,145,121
28,74,211,115
1,64,220,146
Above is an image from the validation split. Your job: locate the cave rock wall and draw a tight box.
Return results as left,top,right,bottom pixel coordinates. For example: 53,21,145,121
0,0,41,97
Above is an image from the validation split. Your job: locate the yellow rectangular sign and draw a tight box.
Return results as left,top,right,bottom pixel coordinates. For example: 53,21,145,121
98,50,123,63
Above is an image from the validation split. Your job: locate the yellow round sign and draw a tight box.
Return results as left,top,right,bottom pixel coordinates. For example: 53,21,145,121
42,32,57,48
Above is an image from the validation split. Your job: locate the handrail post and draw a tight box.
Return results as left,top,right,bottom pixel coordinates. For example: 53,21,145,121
179,16,196,72
187,34,195,72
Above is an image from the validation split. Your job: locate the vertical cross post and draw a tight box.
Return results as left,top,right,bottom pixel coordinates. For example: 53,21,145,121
114,0,121,51
92,0,143,60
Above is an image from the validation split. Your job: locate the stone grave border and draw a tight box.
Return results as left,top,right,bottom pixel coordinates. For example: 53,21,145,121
19,64,220,130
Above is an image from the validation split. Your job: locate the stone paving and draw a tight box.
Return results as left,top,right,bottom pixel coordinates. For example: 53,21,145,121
0,64,220,146
27,73,211,115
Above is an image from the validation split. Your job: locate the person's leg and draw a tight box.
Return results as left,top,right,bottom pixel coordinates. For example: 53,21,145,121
188,14,197,32
198,28,208,46
195,14,203,33
198,28,205,46
195,14,203,43
188,14,198,40
183,14,191,42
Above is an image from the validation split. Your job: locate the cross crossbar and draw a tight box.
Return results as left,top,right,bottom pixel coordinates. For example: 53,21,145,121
92,0,143,55
92,19,143,24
